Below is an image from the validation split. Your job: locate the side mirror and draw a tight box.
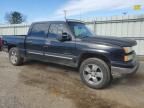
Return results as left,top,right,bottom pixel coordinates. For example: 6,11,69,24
58,32,71,41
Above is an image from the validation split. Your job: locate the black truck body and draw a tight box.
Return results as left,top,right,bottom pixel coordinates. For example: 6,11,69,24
1,20,139,89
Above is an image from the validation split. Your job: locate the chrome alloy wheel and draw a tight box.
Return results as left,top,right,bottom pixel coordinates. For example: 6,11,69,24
10,50,18,64
83,64,104,85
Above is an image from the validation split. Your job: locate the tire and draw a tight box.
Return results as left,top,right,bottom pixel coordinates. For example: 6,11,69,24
9,47,24,66
80,58,111,89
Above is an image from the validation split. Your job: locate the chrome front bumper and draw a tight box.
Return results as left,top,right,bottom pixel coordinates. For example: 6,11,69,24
111,61,139,77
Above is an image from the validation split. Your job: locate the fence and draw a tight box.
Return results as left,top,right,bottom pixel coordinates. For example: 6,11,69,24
86,15,144,37
0,15,144,55
0,24,30,35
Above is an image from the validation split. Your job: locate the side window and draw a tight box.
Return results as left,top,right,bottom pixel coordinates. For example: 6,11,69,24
49,24,66,38
30,23,49,38
74,24,88,37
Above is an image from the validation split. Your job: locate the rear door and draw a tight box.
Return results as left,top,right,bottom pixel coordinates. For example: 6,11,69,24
44,22,76,66
26,23,49,59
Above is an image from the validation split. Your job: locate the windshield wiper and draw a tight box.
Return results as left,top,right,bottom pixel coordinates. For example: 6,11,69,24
77,34,89,38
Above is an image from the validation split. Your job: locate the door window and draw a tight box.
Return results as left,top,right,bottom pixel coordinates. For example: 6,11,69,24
30,23,49,38
48,24,67,39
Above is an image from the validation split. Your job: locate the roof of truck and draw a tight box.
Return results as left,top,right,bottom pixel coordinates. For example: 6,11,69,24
32,19,84,25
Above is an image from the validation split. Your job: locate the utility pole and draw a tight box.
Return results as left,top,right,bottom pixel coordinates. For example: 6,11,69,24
64,10,67,20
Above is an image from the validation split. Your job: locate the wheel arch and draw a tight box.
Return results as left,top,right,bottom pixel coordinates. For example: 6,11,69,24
78,52,111,70
8,44,17,52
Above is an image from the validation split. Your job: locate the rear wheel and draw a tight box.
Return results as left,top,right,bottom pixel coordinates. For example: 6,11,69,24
9,47,24,66
80,58,111,89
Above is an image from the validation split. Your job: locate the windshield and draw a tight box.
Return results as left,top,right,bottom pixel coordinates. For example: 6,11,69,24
68,22,95,38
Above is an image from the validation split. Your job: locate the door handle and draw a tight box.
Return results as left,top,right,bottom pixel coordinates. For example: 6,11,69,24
27,41,33,44
43,45,48,48
44,42,51,48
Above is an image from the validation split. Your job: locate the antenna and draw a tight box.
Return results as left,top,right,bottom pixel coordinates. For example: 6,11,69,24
64,10,67,20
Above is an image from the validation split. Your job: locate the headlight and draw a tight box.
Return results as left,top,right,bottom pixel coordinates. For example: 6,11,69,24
123,47,133,53
124,54,134,61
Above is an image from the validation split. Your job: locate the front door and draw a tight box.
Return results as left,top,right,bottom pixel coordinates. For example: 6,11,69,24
44,23,76,66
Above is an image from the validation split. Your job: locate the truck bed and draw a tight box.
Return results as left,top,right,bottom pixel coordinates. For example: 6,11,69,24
2,35,26,52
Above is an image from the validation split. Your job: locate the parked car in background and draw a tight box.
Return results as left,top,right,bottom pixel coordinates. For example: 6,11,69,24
0,36,2,51
1,20,139,89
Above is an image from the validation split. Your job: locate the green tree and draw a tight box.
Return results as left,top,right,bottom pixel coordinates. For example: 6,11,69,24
5,11,26,24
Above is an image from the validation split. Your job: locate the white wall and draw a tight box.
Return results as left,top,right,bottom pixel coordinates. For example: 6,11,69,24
0,24,30,35
86,15,144,37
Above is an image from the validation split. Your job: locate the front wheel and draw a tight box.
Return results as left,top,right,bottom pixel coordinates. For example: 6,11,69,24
80,58,111,89
9,47,24,66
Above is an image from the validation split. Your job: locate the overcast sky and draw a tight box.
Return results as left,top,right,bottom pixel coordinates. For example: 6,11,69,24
0,0,144,23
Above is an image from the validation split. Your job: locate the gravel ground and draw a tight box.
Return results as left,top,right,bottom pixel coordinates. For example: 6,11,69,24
0,52,144,108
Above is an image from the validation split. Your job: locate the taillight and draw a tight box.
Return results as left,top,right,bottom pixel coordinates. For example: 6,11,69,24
0,37,2,46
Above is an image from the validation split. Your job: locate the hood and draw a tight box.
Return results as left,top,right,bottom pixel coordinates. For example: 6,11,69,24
81,36,137,47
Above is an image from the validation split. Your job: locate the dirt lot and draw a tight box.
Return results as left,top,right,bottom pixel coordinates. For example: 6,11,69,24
0,52,144,108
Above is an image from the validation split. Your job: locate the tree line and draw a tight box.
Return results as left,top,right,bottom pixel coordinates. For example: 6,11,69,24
5,11,26,24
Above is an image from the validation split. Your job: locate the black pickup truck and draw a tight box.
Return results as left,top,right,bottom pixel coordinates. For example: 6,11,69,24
2,20,139,89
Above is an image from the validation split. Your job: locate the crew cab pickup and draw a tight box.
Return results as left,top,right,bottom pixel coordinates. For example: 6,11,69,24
2,20,139,89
